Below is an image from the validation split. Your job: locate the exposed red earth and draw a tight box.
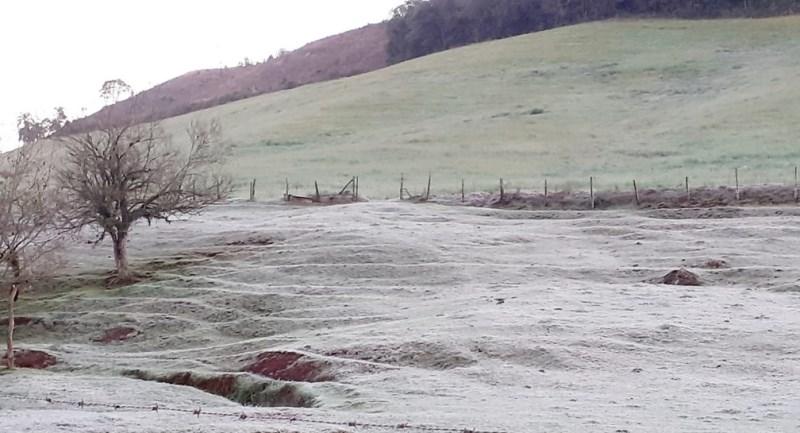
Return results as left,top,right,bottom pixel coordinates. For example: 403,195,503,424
243,351,334,382
0,316,37,327
164,372,238,396
3,349,57,369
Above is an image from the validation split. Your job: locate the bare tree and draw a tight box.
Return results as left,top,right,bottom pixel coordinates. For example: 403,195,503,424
58,120,231,283
0,148,63,369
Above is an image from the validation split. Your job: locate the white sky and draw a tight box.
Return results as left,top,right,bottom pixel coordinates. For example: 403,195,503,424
0,0,400,151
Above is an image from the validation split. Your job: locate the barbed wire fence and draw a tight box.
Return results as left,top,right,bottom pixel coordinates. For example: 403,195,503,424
243,166,800,208
0,392,510,433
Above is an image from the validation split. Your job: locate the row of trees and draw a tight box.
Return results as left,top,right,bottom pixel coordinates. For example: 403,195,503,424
1,114,230,368
15,80,136,146
16,108,69,145
387,0,800,62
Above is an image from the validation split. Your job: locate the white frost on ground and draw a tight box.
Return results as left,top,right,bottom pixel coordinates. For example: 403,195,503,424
1,202,799,432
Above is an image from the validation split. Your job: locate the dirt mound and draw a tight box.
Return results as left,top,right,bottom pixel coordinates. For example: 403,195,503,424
703,259,728,269
243,351,333,382
126,370,317,408
659,269,702,286
93,327,140,344
3,349,57,369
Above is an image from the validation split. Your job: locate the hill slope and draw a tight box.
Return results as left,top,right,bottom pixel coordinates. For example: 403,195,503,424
150,17,800,198
61,24,389,135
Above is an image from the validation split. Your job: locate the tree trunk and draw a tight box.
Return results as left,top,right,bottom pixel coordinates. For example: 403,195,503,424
6,254,21,370
6,284,17,369
113,231,131,280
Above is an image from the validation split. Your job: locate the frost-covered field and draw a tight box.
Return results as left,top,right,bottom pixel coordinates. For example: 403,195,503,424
1,202,799,433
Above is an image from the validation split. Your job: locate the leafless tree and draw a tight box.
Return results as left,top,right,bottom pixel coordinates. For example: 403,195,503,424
0,148,63,369
58,120,231,283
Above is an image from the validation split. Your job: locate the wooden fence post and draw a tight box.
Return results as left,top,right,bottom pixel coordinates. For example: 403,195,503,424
285,178,289,201
461,178,465,203
249,179,256,202
426,172,432,201
735,168,740,201
544,178,548,200
685,176,690,202
500,178,505,201
590,176,595,210
355,176,359,201
338,178,354,196
314,181,321,202
400,173,404,200
633,179,640,206
795,166,798,203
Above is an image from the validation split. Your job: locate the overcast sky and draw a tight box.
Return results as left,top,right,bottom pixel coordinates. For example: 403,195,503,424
0,0,400,151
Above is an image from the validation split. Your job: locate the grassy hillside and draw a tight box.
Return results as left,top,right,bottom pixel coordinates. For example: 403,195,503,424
62,24,388,136
156,17,800,199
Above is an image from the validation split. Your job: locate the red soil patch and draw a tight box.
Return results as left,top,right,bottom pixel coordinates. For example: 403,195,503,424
660,269,702,286
94,327,139,344
243,351,333,382
127,370,317,407
3,349,57,369
164,372,238,397
0,317,36,327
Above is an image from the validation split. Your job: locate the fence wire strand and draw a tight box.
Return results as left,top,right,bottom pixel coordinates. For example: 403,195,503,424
1,392,509,433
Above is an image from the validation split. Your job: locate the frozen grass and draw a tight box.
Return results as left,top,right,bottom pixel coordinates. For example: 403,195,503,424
2,202,800,432
134,17,800,199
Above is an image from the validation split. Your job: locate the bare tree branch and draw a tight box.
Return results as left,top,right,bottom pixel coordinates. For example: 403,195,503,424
0,147,64,369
